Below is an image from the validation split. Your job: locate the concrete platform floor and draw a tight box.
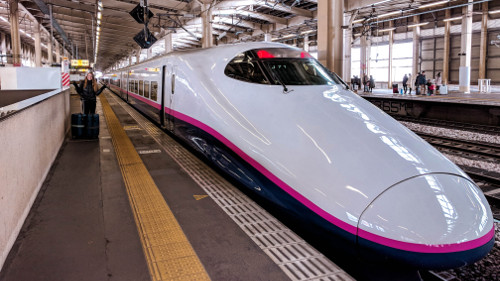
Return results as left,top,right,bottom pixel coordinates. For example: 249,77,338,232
0,92,290,281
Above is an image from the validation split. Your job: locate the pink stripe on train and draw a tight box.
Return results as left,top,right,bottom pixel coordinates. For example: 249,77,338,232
119,86,494,254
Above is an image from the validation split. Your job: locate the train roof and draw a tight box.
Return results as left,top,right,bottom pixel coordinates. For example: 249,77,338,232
105,42,299,74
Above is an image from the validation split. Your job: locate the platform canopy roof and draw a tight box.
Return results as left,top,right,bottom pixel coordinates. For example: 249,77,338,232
0,0,498,70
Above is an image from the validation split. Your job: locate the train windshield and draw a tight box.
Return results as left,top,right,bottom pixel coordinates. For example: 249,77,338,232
224,48,343,86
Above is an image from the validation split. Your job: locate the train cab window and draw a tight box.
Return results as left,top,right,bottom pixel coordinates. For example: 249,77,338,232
151,81,158,101
139,80,144,96
227,48,343,86
224,52,269,84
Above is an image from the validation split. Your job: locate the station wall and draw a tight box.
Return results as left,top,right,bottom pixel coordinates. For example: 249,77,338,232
0,90,70,271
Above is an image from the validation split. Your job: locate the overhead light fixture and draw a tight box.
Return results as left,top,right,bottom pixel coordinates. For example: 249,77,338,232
490,10,500,15
408,22,429,28
443,16,462,22
97,11,102,19
420,0,449,9
379,27,395,32
378,10,401,19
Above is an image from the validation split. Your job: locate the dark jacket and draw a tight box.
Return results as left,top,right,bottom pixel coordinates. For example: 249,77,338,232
403,75,408,84
73,80,106,101
418,74,427,85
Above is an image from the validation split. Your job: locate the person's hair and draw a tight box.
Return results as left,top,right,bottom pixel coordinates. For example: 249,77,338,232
83,72,98,92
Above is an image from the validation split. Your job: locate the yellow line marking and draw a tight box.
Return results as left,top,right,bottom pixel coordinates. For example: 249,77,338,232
100,94,210,281
193,195,209,201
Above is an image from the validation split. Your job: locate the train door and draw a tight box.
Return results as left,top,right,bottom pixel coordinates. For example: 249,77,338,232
161,63,176,131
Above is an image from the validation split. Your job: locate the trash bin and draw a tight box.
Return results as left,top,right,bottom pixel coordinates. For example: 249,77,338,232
440,85,448,95
392,83,399,93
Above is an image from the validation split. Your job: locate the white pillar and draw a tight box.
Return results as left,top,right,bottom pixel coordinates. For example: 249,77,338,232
0,32,6,65
343,26,352,82
164,33,173,54
479,2,488,80
0,33,6,54
136,48,141,63
360,28,371,79
35,23,42,67
55,43,60,63
459,0,473,93
201,3,213,48
388,21,394,89
443,9,451,85
47,36,53,65
264,33,272,42
318,0,344,75
303,35,309,52
412,15,420,86
147,46,153,59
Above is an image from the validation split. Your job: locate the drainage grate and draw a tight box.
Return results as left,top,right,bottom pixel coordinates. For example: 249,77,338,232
109,94,354,281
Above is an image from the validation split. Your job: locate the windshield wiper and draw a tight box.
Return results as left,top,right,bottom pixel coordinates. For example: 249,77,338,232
269,68,293,94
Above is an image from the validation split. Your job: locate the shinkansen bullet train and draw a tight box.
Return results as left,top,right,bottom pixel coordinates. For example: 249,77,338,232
103,42,494,269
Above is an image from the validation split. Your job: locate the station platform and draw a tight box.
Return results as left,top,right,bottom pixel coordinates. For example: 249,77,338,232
355,85,500,128
0,90,353,281
357,85,500,107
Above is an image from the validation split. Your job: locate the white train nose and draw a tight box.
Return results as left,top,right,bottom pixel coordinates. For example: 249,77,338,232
356,173,494,267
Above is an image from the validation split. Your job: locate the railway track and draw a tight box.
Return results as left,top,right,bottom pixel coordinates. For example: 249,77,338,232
392,115,500,135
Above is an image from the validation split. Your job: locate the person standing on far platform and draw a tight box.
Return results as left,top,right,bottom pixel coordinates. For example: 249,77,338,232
369,75,375,93
419,71,427,96
435,72,442,94
402,74,409,94
72,72,107,115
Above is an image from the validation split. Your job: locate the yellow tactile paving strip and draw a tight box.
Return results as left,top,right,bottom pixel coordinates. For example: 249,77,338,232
100,94,210,281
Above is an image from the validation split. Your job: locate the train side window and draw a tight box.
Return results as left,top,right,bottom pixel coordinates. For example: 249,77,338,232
145,81,150,99
134,80,138,94
129,80,133,93
139,80,144,96
151,81,158,101
224,52,269,84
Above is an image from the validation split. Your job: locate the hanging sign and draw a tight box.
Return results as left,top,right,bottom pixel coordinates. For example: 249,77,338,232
71,59,90,67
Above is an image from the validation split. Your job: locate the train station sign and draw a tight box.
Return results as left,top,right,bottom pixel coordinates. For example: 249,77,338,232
71,59,90,67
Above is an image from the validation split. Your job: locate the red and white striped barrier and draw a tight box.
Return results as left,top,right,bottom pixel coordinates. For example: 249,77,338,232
62,72,70,87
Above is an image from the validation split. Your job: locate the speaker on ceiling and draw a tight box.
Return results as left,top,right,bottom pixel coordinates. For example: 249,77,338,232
134,27,157,49
129,4,154,24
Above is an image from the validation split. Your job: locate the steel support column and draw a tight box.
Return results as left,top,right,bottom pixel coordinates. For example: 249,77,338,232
360,26,371,80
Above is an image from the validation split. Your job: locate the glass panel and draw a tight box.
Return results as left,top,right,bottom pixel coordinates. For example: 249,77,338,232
145,81,150,99
151,81,158,101
139,80,144,96
224,52,269,84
